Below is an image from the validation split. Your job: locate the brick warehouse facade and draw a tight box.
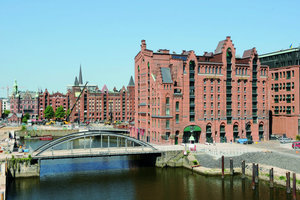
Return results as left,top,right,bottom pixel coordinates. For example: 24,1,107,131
9,67,135,123
131,37,269,144
267,66,300,139
67,67,135,123
259,48,300,139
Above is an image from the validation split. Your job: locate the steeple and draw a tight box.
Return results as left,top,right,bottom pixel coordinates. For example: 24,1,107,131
128,76,135,87
79,65,83,85
13,80,18,95
74,76,79,86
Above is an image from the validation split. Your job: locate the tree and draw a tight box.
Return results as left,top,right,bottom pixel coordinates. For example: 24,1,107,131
55,106,65,121
65,109,71,120
44,106,54,121
2,110,10,119
22,113,30,123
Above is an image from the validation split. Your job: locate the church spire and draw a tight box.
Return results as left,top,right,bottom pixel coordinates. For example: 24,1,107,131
74,76,79,86
79,65,83,85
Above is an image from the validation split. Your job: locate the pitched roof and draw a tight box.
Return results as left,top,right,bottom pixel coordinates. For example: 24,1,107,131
160,68,173,84
101,84,108,93
74,76,79,86
214,40,225,54
128,76,135,86
242,49,253,58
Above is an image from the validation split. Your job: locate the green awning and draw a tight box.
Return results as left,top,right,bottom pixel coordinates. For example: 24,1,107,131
184,126,201,132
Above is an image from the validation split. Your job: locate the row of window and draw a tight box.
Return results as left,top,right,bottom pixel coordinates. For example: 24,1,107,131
271,82,294,92
274,106,295,114
273,94,295,103
272,70,294,80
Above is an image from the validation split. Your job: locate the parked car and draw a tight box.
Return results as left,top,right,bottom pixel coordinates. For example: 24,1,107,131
279,137,293,144
292,141,300,149
237,138,253,144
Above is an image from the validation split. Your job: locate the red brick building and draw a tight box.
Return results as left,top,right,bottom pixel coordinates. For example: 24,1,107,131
132,37,269,144
67,67,135,123
38,89,69,120
268,66,300,139
10,80,39,119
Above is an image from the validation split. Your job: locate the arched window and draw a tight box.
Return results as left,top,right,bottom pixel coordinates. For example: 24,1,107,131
239,68,241,75
208,67,211,74
138,65,140,72
242,68,244,75
205,66,207,73
236,68,238,75
147,62,150,69
219,67,221,74
212,67,214,74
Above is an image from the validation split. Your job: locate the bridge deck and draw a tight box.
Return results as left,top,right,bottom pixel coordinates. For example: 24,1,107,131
33,147,165,160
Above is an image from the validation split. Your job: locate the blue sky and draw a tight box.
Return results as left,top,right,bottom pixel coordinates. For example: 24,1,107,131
0,0,299,98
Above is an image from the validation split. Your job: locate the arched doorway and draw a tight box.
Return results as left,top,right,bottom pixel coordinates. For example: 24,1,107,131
233,124,239,142
246,123,252,140
183,125,201,143
259,123,264,141
175,131,179,145
220,124,226,143
206,124,213,143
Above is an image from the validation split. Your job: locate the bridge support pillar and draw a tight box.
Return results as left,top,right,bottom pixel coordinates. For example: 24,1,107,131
101,135,102,148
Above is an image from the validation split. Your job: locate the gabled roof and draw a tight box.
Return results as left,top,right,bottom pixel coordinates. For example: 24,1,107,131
128,76,135,86
160,68,173,84
214,40,226,54
242,49,253,58
101,84,108,93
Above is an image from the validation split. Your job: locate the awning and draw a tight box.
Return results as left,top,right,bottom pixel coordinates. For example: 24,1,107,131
184,126,201,132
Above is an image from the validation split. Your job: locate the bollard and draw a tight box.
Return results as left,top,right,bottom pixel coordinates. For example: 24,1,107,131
255,164,259,183
230,158,234,176
286,172,291,194
270,168,274,188
242,160,245,179
252,163,255,190
1,192,3,200
222,155,224,179
293,173,296,200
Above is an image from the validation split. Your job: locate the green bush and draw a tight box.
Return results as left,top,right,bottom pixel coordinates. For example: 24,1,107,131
279,176,285,180
296,135,300,141
21,125,26,131
193,160,199,165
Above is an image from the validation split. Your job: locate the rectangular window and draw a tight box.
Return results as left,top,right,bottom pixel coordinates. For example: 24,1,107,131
176,114,179,123
166,120,170,129
211,86,213,92
275,72,278,80
287,71,291,79
176,102,179,111
238,95,240,101
204,102,206,108
211,102,213,108
204,86,206,92
211,95,213,101
166,108,170,116
286,82,291,91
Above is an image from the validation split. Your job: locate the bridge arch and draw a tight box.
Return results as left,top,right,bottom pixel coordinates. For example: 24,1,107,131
33,129,157,157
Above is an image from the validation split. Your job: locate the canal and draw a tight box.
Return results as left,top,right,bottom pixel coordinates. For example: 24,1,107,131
6,139,300,200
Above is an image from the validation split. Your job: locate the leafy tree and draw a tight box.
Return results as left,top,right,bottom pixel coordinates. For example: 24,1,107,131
44,106,54,120
2,110,10,119
65,109,71,119
55,106,65,121
22,113,30,123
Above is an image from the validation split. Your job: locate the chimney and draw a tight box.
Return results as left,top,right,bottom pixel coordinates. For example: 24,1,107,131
141,40,146,51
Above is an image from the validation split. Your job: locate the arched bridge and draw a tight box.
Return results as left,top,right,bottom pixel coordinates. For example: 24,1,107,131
32,129,160,160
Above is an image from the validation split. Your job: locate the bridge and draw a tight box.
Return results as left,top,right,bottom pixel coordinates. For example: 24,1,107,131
32,129,165,160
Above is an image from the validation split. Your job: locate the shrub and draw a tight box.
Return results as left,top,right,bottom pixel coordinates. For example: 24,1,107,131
193,160,199,165
296,135,300,141
21,125,26,131
279,176,285,180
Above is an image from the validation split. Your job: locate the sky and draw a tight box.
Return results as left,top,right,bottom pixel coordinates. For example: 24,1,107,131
0,0,300,98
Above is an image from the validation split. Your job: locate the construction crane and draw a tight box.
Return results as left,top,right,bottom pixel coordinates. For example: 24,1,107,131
65,82,89,123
